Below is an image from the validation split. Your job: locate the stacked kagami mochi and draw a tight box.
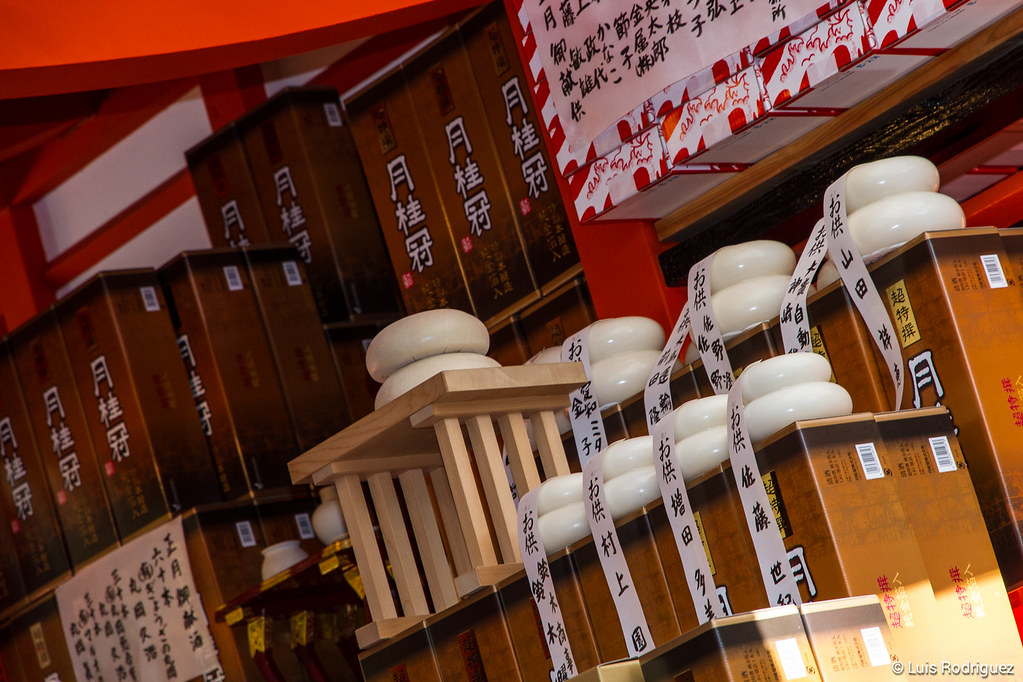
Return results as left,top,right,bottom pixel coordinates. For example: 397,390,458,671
366,309,500,409
818,156,965,286
672,394,729,480
585,317,666,407
740,352,854,443
537,474,590,554
601,437,661,521
685,240,797,362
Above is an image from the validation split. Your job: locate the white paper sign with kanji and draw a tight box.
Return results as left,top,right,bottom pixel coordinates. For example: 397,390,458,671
522,0,822,149
56,516,222,682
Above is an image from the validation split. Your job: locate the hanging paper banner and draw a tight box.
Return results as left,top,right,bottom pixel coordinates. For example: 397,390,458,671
563,327,607,468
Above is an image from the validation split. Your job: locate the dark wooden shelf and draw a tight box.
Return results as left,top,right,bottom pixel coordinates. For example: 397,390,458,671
656,7,1023,287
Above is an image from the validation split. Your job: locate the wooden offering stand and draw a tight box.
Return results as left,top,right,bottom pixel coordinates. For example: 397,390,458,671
288,364,586,648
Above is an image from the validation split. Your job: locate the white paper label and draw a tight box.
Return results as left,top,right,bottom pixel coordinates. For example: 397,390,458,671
928,436,956,473
855,442,884,480
518,489,577,680
324,102,343,127
860,626,891,667
139,286,160,312
282,260,302,286
295,513,315,540
236,520,256,548
727,377,801,606
643,303,721,623
775,637,808,679
582,452,652,656
223,265,243,291
563,328,607,468
824,175,904,410
521,0,820,150
689,255,733,394
981,254,1008,289
781,219,827,353
56,517,222,682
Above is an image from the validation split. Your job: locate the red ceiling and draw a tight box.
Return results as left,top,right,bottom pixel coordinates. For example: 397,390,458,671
0,0,486,100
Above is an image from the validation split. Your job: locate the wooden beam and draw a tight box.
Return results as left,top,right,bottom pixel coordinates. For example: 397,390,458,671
198,66,267,131
0,206,54,329
42,169,196,290
12,78,199,205
962,170,1023,228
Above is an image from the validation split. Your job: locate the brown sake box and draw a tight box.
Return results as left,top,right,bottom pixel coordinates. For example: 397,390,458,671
874,407,1023,663
183,499,268,682
426,585,521,681
404,30,540,326
519,277,596,355
497,548,601,679
639,605,820,681
186,122,273,249
0,626,25,681
690,322,782,396
8,309,119,569
460,3,581,295
242,245,350,451
360,620,440,682
347,70,475,317
569,508,681,662
251,488,320,561
159,249,299,499
998,226,1023,285
55,270,221,538
753,413,945,662
488,315,531,366
574,660,644,681
237,87,402,322
13,594,76,682
862,227,1023,589
800,279,892,413
649,464,770,634
323,319,393,423
0,510,27,620
798,596,898,678
0,339,70,598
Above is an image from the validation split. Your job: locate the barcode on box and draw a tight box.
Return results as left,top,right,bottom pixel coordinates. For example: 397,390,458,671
236,521,256,547
928,436,957,473
282,261,302,286
223,266,243,291
860,626,890,667
774,637,807,680
981,254,1008,289
295,513,315,540
140,286,160,312
855,443,884,480
324,103,343,127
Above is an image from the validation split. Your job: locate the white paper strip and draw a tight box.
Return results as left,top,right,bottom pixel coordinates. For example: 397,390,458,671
688,255,734,394
582,452,652,656
643,303,721,623
56,516,222,682
780,218,827,353
726,378,801,606
823,175,904,409
563,327,607,468
518,489,577,680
